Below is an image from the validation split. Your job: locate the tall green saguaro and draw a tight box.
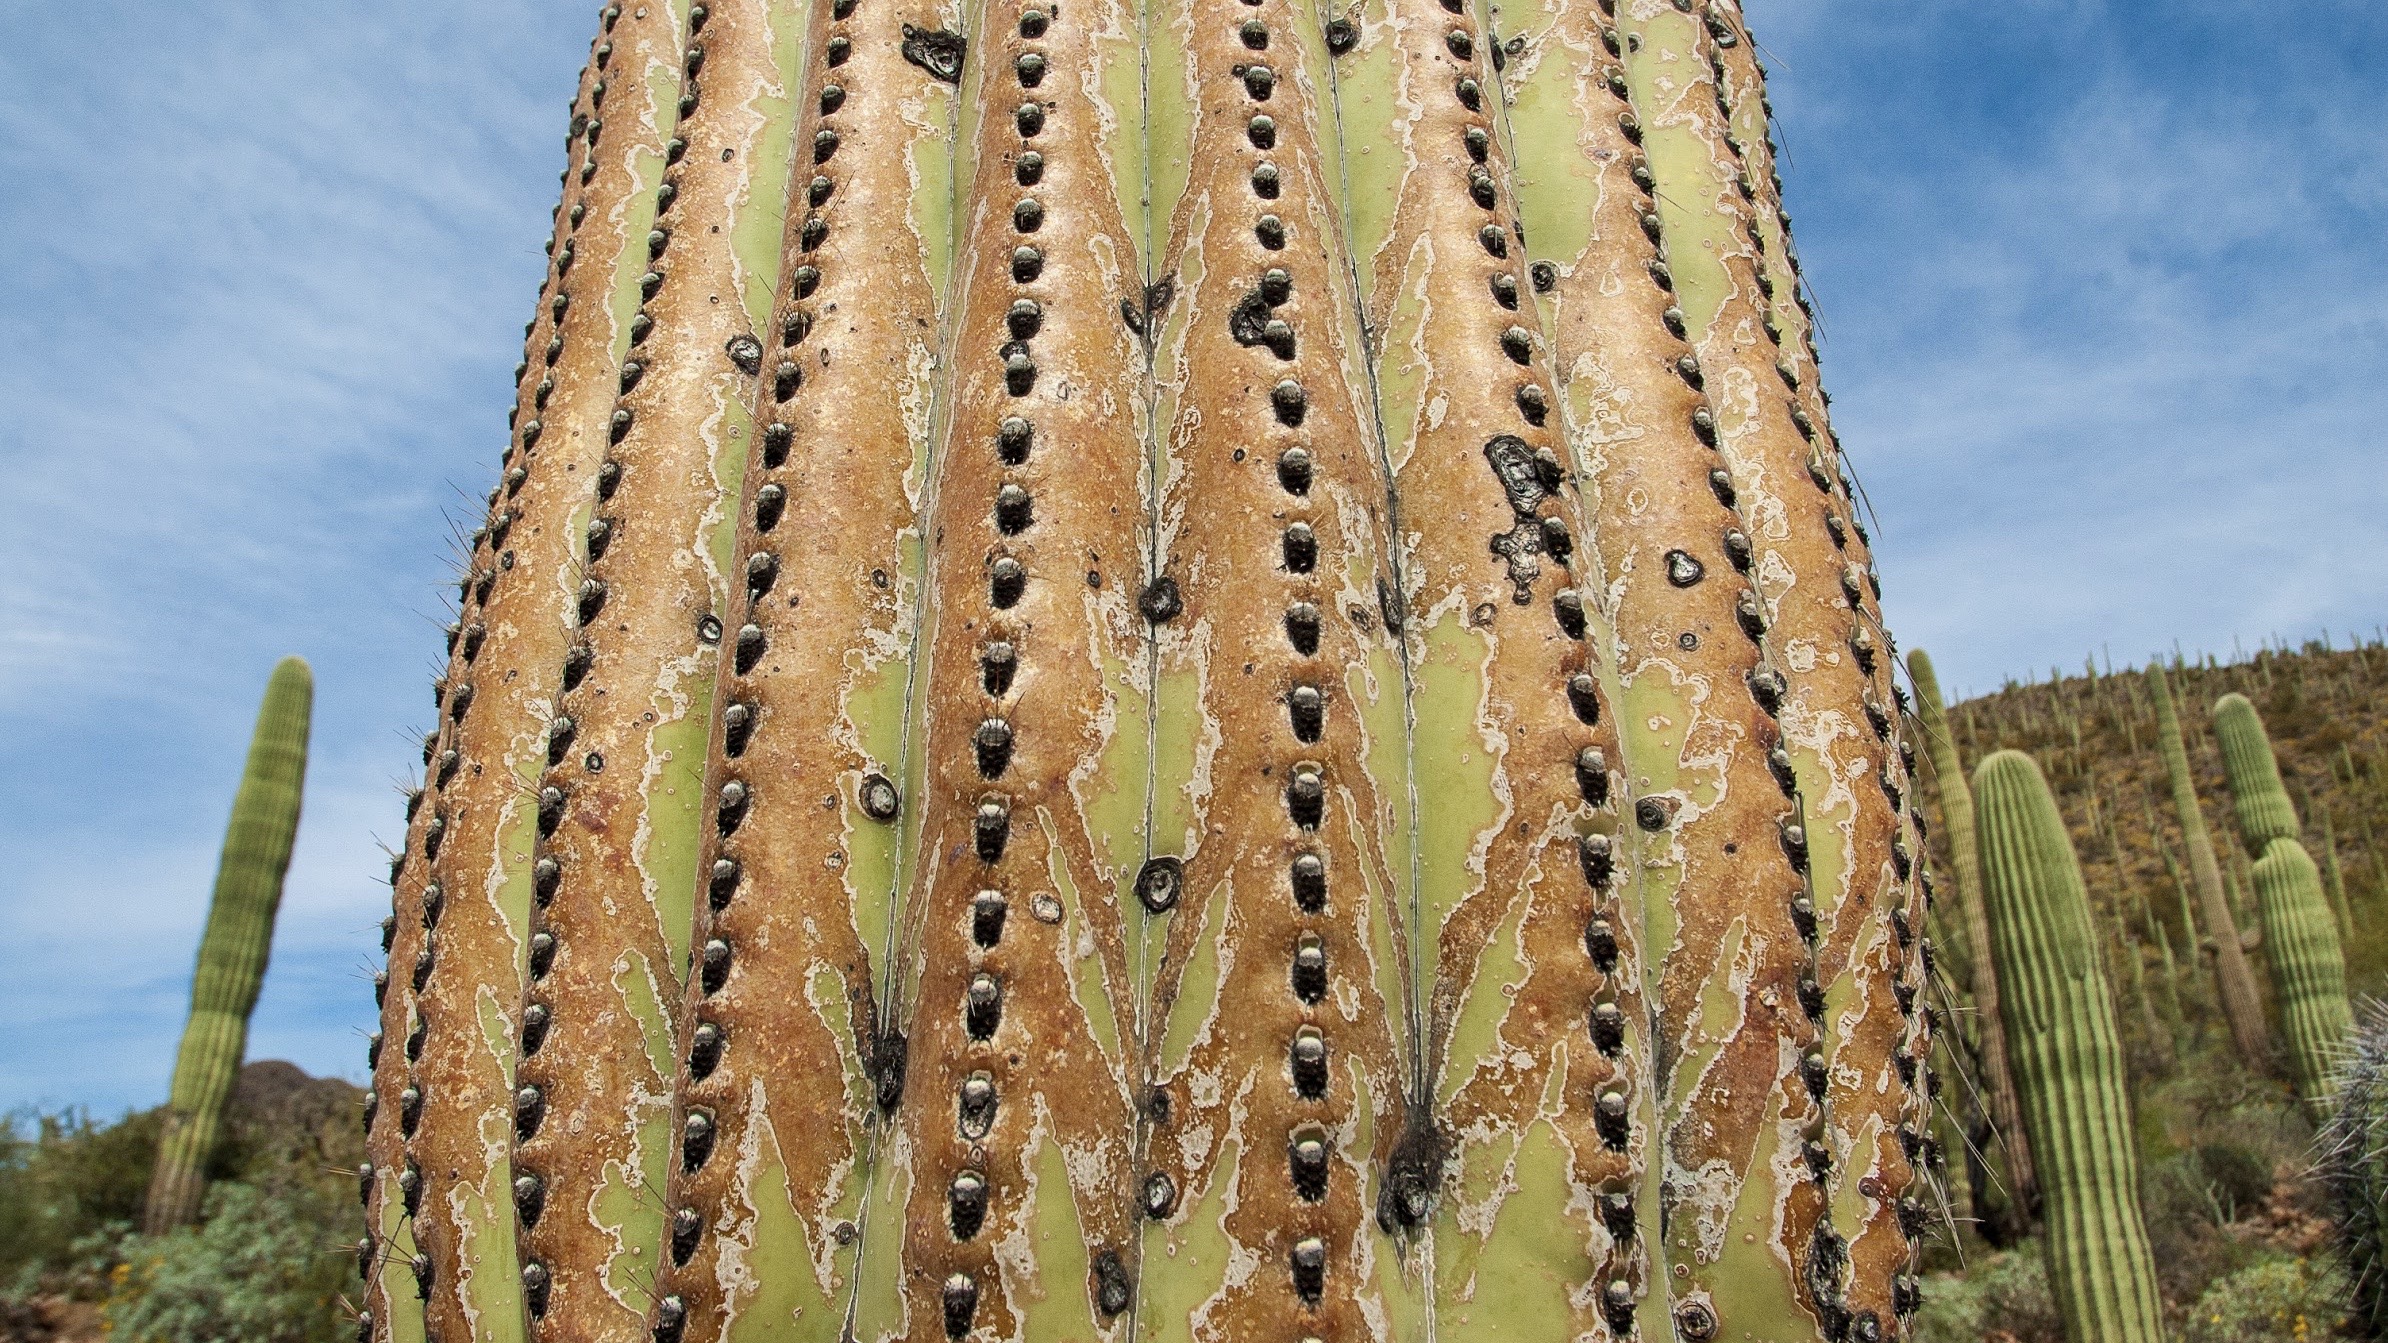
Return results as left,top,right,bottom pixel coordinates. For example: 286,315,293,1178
1909,649,2036,1216
2147,665,2270,1062
2216,693,2353,1099
1974,750,2165,1343
144,656,313,1233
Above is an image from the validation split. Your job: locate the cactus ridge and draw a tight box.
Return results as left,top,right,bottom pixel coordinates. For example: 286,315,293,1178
364,0,1940,1338
145,656,312,1234
362,4,686,1340
1972,750,2165,1343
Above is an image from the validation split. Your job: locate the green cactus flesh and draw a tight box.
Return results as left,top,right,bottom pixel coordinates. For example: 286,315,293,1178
1972,751,2165,1343
2213,693,2302,851
364,0,1938,1339
145,656,312,1234
2251,840,2354,1100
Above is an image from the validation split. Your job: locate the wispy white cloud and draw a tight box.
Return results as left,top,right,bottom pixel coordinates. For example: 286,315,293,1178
1749,0,2388,698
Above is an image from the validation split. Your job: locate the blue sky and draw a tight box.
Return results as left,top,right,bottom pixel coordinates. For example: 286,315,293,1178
0,0,2380,1113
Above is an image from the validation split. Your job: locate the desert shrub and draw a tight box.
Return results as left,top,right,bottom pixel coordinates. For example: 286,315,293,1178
1909,1241,2065,1343
103,1176,353,1343
2178,1253,2347,1343
0,1106,161,1294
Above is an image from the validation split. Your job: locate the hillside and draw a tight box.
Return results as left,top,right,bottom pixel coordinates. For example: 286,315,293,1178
1935,638,2388,1020
1908,638,2379,1339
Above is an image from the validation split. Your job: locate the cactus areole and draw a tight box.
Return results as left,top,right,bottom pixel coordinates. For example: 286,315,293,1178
364,1,1937,1340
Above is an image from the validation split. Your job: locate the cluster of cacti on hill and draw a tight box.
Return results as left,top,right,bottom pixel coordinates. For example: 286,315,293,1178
359,1,1941,1341
144,656,313,1233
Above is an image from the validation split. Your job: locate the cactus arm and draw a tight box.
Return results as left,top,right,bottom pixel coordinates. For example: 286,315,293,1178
505,1,805,1336
835,0,1163,1335
2251,842,2354,1099
145,656,313,1234
642,0,966,1337
2213,693,2301,851
1972,751,2165,1343
1907,650,2036,1208
2147,666,2271,1062
2215,694,2354,1098
1125,0,1423,1333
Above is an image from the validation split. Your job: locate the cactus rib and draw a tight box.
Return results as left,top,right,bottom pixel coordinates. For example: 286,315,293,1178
505,1,804,1336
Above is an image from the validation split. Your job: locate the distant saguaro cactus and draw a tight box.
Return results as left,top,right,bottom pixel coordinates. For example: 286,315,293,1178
2216,693,2352,1099
1974,750,2165,1343
2149,665,2271,1062
143,656,312,1233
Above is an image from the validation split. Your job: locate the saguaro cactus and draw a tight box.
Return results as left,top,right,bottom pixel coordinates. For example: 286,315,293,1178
366,0,1934,1339
2148,665,2270,1062
2215,693,2352,1099
145,655,312,1233
1972,750,2165,1343
1908,648,2036,1214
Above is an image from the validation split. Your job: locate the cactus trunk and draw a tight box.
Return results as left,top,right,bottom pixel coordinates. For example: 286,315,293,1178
1907,649,2036,1216
144,656,312,1234
368,0,1937,1339
2215,693,2353,1099
2146,665,2270,1063
1972,751,2165,1343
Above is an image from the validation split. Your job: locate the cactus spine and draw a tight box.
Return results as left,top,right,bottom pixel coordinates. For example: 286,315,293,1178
1973,751,2165,1343
143,656,312,1234
2147,665,2271,1062
2321,1002,2388,1340
1909,648,2036,1213
369,0,1934,1337
2215,693,2353,1099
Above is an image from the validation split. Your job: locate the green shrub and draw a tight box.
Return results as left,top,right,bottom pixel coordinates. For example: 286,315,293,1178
1910,1242,2065,1343
104,1176,353,1343
0,1106,161,1293
2179,1253,2346,1343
